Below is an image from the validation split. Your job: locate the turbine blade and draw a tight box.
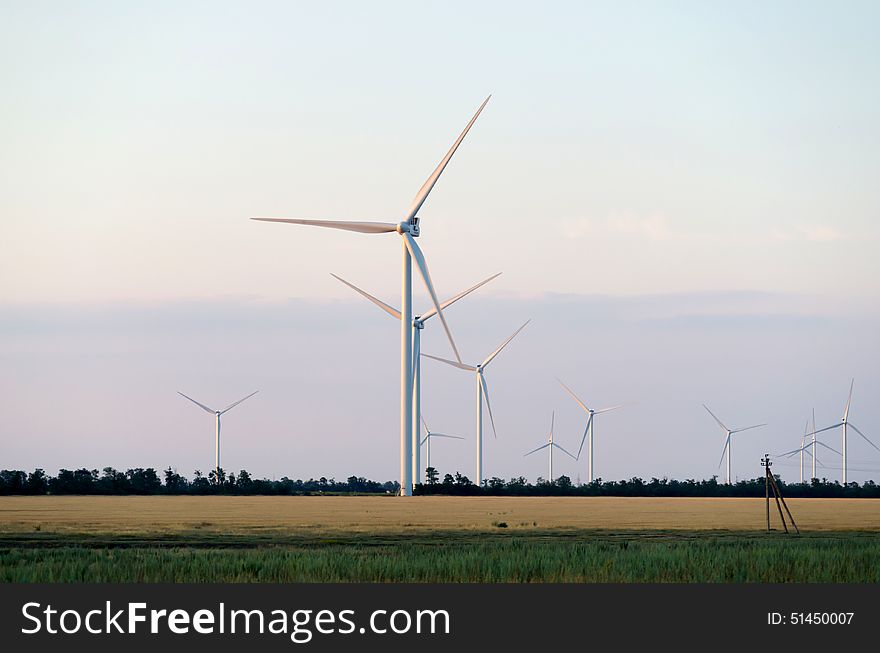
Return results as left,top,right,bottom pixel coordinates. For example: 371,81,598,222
575,414,593,460
430,433,465,440
702,404,730,434
524,442,551,457
849,423,880,454
817,440,842,456
402,233,462,364
420,272,502,321
558,379,592,415
550,410,555,440
731,423,766,434
420,435,429,446
480,374,498,439
220,390,259,415
250,218,397,234
404,95,491,224
330,274,401,319
553,443,577,460
421,352,476,372
421,415,430,434
481,320,531,368
177,392,215,414
844,378,854,421
810,423,842,437
594,404,623,415
718,434,731,469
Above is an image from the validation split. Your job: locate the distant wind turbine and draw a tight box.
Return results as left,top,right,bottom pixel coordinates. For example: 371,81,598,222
178,391,258,479
331,272,500,484
252,96,491,496
524,411,575,482
420,416,464,479
702,404,765,485
423,320,530,486
557,380,622,483
804,380,879,484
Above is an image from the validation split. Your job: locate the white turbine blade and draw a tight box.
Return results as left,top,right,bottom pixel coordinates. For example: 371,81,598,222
777,446,804,458
220,390,259,415
702,404,730,434
804,448,828,469
330,274,401,319
550,410,555,440
731,423,766,434
177,392,216,414
844,378,854,421
481,320,531,368
810,423,842,438
404,95,491,224
250,218,397,234
524,442,551,457
594,404,623,415
402,233,462,364
421,352,476,372
420,435,429,446
420,272,502,321
553,443,578,460
480,374,499,439
558,379,592,416
421,415,430,435
430,433,465,440
848,423,880,454
575,414,593,460
717,434,731,468
816,440,842,456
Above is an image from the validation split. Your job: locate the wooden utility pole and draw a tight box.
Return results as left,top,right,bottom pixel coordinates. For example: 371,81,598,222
761,454,800,534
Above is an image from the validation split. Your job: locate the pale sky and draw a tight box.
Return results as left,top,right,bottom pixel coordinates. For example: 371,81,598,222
1,1,879,483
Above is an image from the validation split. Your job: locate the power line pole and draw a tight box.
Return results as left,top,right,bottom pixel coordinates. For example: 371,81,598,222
761,454,800,535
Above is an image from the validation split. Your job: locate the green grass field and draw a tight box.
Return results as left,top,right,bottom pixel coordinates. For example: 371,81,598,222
2,496,879,582
2,530,879,583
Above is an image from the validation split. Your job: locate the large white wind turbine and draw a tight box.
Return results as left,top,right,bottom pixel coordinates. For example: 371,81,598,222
331,272,500,484
557,380,622,483
702,404,765,485
789,381,876,483
177,391,258,479
524,411,576,482
422,320,530,486
420,416,464,478
252,97,491,496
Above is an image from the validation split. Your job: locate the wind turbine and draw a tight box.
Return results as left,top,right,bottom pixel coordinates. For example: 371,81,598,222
252,97,491,496
702,404,765,485
420,416,464,479
557,380,622,483
524,411,576,482
806,380,879,484
177,391,258,479
422,320,530,486
331,272,500,484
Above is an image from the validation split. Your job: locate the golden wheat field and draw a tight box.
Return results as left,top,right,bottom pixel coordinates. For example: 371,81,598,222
2,495,879,535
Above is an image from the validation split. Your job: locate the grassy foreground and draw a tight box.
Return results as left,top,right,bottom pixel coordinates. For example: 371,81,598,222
2,497,879,582
1,530,879,583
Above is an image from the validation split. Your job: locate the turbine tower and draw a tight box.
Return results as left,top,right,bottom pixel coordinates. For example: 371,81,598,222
423,320,530,486
420,416,464,478
178,391,258,479
557,380,621,483
252,97,490,496
702,404,765,485
524,411,575,482
798,380,877,484
331,272,500,484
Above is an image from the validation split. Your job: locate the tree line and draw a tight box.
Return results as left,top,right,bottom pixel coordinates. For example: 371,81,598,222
1,466,879,497
0,468,395,495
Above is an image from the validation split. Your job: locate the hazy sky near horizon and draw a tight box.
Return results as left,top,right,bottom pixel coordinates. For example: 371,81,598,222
1,1,879,483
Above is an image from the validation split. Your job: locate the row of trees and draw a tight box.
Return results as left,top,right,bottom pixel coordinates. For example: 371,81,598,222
0,468,396,495
418,467,880,497
1,466,879,497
